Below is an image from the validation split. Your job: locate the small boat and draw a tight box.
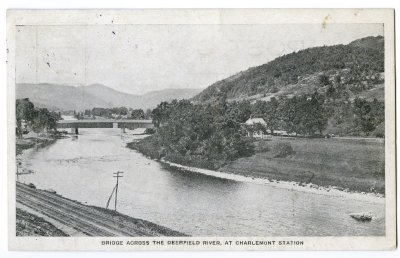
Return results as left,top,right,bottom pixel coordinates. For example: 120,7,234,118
350,212,373,222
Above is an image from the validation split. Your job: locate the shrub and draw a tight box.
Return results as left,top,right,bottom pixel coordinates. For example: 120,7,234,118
28,183,36,189
126,136,163,160
273,142,294,158
144,128,155,134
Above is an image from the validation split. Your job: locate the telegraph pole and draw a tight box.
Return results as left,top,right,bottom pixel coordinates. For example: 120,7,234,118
106,171,124,211
113,171,124,211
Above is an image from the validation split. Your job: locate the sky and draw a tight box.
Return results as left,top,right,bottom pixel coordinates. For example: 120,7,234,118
15,23,383,95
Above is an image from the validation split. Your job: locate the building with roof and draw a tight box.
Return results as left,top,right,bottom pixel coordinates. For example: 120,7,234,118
244,117,271,139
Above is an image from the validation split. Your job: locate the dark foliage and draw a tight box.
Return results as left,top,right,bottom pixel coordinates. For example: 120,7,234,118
16,98,61,138
194,36,384,102
141,88,383,170
82,107,149,120
192,36,384,137
148,99,255,170
353,97,385,136
144,128,155,134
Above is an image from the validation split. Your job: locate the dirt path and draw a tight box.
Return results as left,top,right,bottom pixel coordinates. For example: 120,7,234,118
16,182,186,237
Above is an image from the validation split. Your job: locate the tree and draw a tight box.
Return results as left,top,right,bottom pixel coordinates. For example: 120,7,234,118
353,97,383,135
302,92,328,135
235,101,252,123
279,92,327,135
279,96,297,133
111,107,128,116
252,100,267,118
151,99,254,169
151,101,172,128
130,109,145,119
144,109,152,119
16,98,60,136
16,98,35,138
264,97,280,133
32,108,58,133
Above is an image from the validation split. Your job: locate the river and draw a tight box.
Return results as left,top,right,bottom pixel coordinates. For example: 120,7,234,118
18,128,385,236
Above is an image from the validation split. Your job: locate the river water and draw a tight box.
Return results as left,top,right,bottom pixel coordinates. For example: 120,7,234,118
19,128,385,236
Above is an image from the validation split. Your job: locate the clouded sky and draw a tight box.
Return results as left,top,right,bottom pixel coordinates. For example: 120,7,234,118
16,23,383,95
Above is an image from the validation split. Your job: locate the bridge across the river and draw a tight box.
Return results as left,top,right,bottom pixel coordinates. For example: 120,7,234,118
57,119,154,134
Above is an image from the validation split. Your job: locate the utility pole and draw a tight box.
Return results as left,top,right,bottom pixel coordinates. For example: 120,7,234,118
113,171,123,211
106,171,124,211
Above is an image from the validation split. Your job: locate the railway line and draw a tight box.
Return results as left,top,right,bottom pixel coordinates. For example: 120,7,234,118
16,182,182,236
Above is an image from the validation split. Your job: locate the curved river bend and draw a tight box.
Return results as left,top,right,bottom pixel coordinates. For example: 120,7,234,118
19,129,385,236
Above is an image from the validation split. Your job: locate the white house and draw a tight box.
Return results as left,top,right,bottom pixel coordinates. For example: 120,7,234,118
244,117,271,139
245,117,267,126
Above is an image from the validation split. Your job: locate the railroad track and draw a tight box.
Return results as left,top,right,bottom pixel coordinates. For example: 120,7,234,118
17,186,150,236
16,182,156,236
16,196,114,236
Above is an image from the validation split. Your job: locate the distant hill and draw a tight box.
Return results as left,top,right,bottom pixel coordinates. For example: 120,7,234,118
16,83,202,111
348,35,384,51
191,36,385,137
193,36,384,103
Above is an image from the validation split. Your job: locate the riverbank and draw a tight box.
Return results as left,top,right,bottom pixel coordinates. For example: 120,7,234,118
17,182,187,236
16,135,64,236
16,136,58,156
127,136,385,196
16,134,62,176
16,134,187,237
18,128,384,236
160,159,384,203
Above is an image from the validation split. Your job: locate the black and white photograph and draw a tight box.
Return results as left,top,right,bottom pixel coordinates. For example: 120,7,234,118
6,9,396,251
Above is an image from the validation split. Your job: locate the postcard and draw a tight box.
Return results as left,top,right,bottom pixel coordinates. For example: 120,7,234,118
7,9,396,250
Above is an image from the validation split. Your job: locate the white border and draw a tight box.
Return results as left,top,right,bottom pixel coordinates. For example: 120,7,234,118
4,7,397,253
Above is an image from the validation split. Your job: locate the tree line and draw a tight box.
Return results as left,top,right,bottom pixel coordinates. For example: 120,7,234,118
145,91,384,169
75,107,152,120
149,97,255,169
16,98,61,138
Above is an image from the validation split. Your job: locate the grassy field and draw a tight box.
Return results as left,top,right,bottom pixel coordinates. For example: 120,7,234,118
16,208,68,236
219,137,385,194
128,136,385,194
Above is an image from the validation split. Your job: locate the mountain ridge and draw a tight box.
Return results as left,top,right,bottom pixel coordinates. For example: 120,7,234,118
16,36,384,112
193,36,384,103
16,83,203,111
